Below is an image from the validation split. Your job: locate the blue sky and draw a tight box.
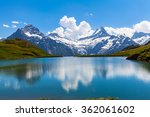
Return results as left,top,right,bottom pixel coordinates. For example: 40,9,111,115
0,0,150,38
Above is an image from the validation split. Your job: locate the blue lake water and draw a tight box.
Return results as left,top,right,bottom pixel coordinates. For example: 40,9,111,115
0,57,150,100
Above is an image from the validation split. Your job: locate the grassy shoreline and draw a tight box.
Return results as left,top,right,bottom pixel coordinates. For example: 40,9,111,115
0,55,63,60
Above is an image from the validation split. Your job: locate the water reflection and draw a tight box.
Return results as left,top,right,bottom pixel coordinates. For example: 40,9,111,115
94,61,150,82
0,64,43,83
48,59,94,92
0,57,150,92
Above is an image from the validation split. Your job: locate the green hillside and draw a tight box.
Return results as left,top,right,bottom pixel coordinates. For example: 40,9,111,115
0,39,53,60
113,43,150,62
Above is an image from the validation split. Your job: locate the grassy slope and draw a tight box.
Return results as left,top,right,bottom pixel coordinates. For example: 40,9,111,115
0,39,53,60
113,43,150,62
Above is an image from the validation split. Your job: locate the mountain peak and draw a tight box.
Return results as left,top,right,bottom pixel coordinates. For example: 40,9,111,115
24,24,34,28
22,24,41,34
94,27,109,37
47,33,61,38
7,24,45,41
132,32,150,39
23,24,36,30
79,27,109,40
100,27,106,32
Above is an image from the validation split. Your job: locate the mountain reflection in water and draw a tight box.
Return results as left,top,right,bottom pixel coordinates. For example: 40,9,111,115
0,57,150,93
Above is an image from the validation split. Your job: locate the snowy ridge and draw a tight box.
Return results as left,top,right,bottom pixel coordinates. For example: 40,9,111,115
132,32,150,45
133,36,150,45
48,28,136,54
7,25,74,56
7,24,149,56
25,32,43,39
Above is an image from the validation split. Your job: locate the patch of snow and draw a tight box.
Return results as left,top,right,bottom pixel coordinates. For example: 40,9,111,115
49,35,111,50
36,42,39,44
102,40,113,50
25,32,42,39
133,36,150,45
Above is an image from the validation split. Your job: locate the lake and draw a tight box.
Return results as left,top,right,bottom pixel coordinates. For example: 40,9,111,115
0,57,150,100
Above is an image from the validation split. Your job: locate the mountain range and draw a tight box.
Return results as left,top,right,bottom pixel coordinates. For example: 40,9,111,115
7,24,150,56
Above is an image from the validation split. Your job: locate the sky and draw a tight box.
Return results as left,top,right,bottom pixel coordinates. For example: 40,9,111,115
0,0,150,38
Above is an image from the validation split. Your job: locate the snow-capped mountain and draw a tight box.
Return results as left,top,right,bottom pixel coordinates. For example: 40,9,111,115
132,32,150,45
48,27,137,54
7,25,74,56
80,27,110,40
87,35,137,54
7,25,138,55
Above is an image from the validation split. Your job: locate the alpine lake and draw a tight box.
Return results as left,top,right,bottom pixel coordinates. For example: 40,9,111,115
0,57,150,100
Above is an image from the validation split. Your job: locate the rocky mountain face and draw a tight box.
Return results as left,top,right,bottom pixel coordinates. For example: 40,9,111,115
7,25,142,56
7,25,74,56
132,32,150,45
47,27,137,55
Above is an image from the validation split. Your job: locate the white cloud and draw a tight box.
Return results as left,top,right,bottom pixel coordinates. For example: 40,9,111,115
88,13,93,17
12,21,20,24
3,24,10,28
85,13,94,17
105,27,134,37
3,24,17,28
52,16,94,40
12,21,27,25
2,21,27,29
52,27,65,37
23,22,28,25
52,16,150,40
12,25,17,28
105,20,150,38
89,13,93,16
133,21,150,33
60,16,77,29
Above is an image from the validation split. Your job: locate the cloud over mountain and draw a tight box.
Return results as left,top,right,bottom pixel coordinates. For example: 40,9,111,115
52,16,94,40
105,27,134,38
133,21,150,33
51,16,150,39
105,21,150,38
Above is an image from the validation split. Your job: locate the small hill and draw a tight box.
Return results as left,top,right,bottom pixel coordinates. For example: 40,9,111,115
113,42,150,62
126,49,150,62
0,39,52,60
